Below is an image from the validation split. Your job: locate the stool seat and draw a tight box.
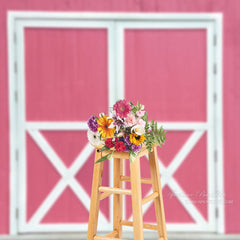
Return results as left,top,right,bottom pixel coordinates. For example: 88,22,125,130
93,143,156,159
87,145,168,240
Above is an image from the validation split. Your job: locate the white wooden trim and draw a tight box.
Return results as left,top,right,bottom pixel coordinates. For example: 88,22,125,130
115,22,125,100
8,11,223,234
116,20,212,30
168,178,207,225
16,21,27,233
26,130,108,227
161,122,209,130
206,23,217,232
25,121,208,131
214,15,225,234
26,122,88,130
8,11,222,21
8,11,18,235
165,131,205,179
15,19,116,29
108,22,117,107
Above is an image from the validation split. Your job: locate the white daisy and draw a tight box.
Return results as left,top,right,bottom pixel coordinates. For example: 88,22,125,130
131,125,145,135
87,129,103,146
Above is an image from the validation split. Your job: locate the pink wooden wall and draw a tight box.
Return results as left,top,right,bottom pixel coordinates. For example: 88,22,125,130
0,0,240,234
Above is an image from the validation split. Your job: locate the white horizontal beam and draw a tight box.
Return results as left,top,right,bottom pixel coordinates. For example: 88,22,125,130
8,11,222,21
159,122,208,131
26,122,88,130
26,121,207,131
18,19,113,29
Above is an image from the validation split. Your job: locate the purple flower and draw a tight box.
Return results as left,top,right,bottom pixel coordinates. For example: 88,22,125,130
124,145,130,152
132,144,141,153
87,115,98,132
125,135,131,146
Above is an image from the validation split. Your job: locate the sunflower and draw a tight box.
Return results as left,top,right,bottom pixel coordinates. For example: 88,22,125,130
129,133,146,146
97,115,115,139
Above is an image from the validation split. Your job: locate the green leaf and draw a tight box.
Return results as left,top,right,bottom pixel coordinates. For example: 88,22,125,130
150,120,154,130
142,111,148,122
129,101,134,107
95,152,113,164
98,145,110,152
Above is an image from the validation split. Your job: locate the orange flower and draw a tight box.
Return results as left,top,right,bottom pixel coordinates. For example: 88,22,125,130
97,115,115,139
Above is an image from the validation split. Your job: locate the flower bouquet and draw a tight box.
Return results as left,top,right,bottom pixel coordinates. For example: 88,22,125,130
87,100,166,163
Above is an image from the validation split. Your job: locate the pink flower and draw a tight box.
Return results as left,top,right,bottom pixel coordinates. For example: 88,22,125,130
125,112,137,127
136,110,145,117
138,118,146,127
113,100,131,119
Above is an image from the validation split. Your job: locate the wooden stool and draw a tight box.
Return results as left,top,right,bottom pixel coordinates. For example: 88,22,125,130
87,145,168,240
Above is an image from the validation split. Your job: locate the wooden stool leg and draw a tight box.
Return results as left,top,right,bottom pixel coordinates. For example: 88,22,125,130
113,158,123,238
130,157,144,240
87,150,104,240
149,147,168,240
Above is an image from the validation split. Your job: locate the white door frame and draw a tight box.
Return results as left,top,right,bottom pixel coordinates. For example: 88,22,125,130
8,11,223,235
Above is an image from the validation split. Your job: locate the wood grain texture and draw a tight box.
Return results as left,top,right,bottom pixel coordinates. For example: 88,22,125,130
113,158,123,238
142,192,159,205
105,230,118,237
99,187,131,195
149,147,168,240
99,192,112,201
87,150,104,240
120,176,152,184
120,220,158,231
94,236,126,240
130,157,144,240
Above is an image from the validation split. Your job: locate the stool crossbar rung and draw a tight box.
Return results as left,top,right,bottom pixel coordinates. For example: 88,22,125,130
105,231,118,237
87,146,168,240
99,192,112,200
94,236,126,240
120,176,152,184
99,186,132,195
142,192,159,205
120,220,159,231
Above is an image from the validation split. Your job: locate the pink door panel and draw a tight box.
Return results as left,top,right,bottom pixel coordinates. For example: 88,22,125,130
125,29,207,122
24,28,109,227
25,28,108,121
124,29,209,226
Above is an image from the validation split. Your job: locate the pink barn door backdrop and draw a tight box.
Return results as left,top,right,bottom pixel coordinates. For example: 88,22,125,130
8,13,223,234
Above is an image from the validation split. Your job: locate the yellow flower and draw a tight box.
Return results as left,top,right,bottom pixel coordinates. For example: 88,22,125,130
130,133,146,145
97,115,115,139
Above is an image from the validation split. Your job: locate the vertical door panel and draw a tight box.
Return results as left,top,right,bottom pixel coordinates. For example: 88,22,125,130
24,28,110,228
124,28,210,228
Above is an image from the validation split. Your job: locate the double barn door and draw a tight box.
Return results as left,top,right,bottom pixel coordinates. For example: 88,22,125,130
8,12,223,234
